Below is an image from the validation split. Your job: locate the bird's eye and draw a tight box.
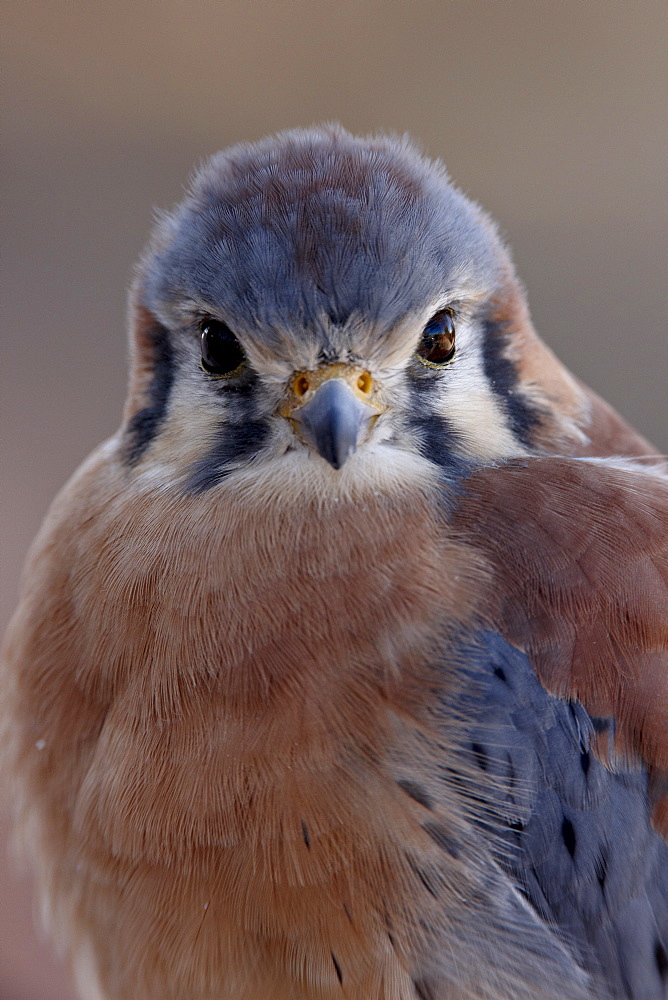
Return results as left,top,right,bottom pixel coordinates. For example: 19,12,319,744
200,319,246,376
416,309,456,367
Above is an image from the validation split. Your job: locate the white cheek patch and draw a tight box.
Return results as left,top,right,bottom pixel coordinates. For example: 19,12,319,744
432,323,528,461
142,376,224,475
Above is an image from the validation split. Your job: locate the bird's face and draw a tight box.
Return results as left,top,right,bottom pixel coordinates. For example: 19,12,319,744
121,126,583,498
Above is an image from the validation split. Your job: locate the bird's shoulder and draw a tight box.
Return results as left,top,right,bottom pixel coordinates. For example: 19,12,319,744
450,454,668,834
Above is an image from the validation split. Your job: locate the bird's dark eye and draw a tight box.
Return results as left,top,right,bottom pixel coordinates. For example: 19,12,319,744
416,309,456,367
200,318,246,376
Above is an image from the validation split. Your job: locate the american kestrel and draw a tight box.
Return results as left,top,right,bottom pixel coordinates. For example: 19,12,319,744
2,125,667,1000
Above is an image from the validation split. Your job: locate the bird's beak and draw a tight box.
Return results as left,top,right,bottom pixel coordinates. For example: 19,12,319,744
284,364,382,469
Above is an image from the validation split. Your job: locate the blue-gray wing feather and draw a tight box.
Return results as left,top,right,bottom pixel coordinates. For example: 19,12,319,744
455,632,668,1000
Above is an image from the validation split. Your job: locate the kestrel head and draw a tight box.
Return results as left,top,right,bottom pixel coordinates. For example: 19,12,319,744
122,124,586,494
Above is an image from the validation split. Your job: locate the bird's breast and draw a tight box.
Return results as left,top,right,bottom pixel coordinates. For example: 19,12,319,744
12,451,494,998
72,459,488,859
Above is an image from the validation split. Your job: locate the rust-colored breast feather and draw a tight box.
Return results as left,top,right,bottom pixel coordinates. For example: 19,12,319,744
453,457,668,833
4,453,517,999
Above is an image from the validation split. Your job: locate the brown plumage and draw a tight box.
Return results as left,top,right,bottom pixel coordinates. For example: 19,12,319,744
453,458,668,828
2,125,666,999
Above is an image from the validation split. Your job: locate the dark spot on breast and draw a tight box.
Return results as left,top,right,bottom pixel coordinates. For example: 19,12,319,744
301,821,311,849
413,978,436,1000
331,952,343,985
397,779,434,810
580,750,591,775
406,856,439,898
493,665,507,682
655,940,668,979
423,821,460,859
561,816,577,858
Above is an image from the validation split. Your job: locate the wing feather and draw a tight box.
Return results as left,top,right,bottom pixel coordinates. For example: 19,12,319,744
452,457,668,834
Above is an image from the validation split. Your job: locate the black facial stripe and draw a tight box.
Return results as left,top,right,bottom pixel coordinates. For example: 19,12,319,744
123,320,174,466
187,419,270,492
479,313,541,446
405,371,469,479
187,375,270,492
410,413,469,477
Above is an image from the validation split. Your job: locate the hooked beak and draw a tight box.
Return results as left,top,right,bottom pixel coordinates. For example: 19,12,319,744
286,366,381,469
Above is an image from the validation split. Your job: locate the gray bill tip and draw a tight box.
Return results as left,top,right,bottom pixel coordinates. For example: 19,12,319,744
293,378,377,469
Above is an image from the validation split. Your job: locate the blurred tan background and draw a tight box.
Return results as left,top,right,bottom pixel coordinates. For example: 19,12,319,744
1,1,666,997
